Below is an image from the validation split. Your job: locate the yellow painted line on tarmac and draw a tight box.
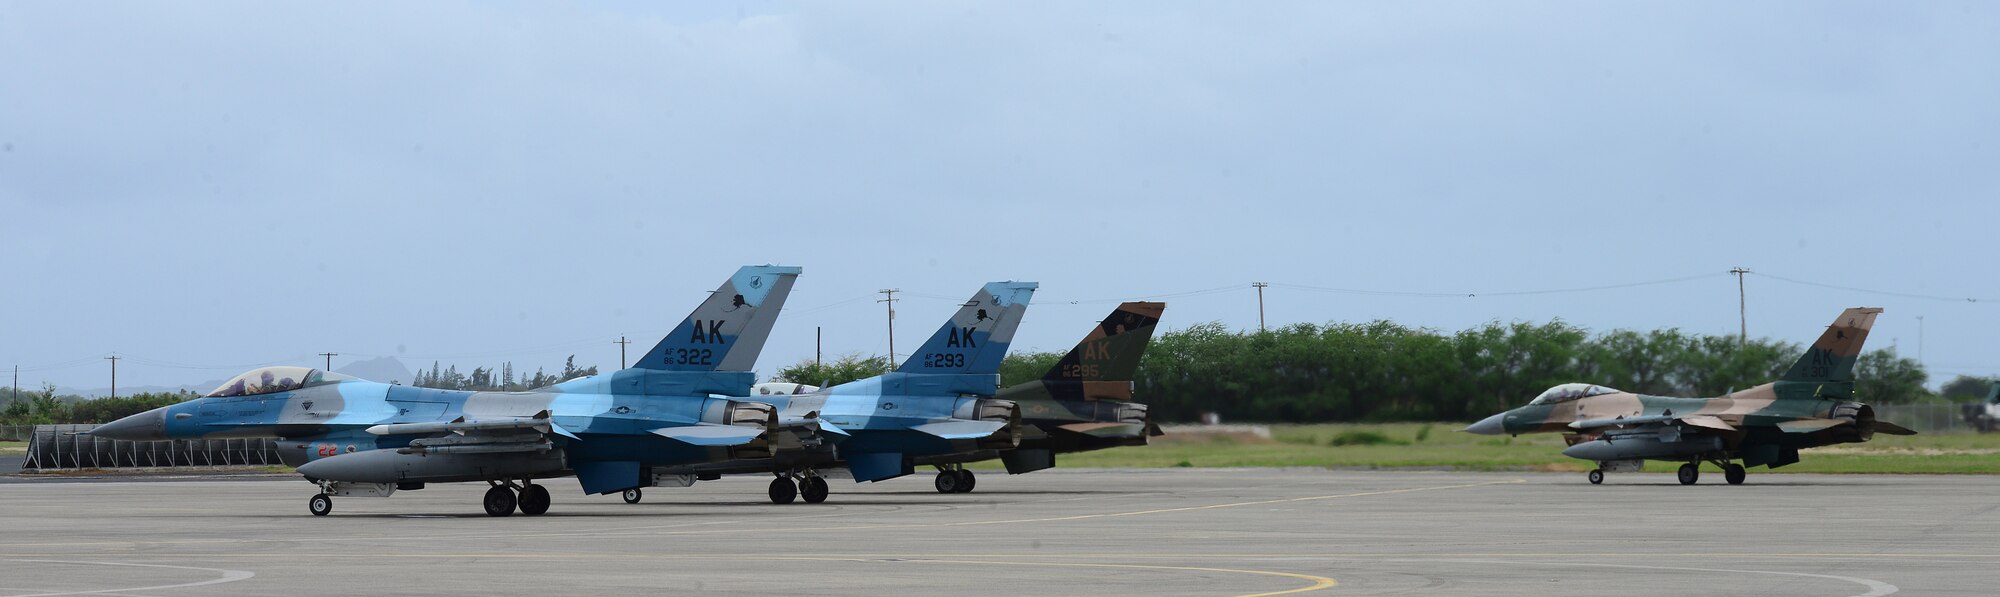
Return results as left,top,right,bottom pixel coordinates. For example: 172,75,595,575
879,559,1335,597
935,479,1527,526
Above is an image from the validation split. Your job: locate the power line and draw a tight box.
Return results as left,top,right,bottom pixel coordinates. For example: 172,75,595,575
1035,284,1248,305
1752,272,1998,303
1272,272,1725,298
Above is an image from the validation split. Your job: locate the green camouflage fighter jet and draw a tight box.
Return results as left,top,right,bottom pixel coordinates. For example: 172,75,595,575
1462,307,1917,485
909,301,1167,491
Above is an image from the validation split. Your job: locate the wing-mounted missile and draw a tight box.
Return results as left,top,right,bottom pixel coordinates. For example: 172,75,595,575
1567,414,1680,430
367,410,578,441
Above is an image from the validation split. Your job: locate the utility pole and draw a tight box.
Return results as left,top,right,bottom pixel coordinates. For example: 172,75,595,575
105,355,120,399
319,352,338,371
815,326,822,366
1916,316,1924,364
11,365,17,404
613,336,630,369
1729,267,1750,346
878,289,900,366
1252,282,1269,332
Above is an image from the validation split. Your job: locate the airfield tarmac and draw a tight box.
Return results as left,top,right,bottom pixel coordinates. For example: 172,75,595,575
0,468,1994,596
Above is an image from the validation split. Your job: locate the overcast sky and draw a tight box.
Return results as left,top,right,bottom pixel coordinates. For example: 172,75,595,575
3,1,1996,393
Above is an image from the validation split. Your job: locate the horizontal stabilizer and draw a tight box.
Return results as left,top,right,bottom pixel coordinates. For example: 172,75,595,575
1679,416,1736,431
1055,422,1148,438
910,420,1006,440
649,424,763,446
1873,421,1919,435
1776,419,1846,433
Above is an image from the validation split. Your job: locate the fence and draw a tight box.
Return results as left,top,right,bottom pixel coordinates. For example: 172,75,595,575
15,424,286,471
1874,404,1985,434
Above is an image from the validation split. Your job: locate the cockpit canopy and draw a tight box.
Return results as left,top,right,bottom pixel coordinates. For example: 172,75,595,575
1528,383,1622,406
205,367,353,398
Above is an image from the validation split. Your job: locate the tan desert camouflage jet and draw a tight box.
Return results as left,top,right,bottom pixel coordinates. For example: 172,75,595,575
1463,307,1916,485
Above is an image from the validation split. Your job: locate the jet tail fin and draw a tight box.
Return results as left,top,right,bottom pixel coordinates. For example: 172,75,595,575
1779,307,1882,385
1987,382,2000,404
633,265,802,372
1034,301,1165,401
893,282,1037,375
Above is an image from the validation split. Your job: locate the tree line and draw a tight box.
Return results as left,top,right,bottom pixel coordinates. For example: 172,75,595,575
1,385,197,426
776,319,1958,423
5,321,1979,426
407,355,598,391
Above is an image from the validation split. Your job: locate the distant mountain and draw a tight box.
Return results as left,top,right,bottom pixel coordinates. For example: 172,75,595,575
337,356,413,385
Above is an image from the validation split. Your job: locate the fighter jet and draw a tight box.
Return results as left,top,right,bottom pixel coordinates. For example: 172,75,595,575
632,281,1037,504
911,301,1167,492
1463,307,1916,485
92,265,802,516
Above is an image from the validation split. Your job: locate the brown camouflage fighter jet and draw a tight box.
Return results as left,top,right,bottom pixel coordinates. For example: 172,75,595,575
1463,307,1917,485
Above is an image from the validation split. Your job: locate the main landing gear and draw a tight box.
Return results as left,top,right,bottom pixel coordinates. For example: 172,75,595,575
1675,460,1747,486
933,465,976,494
1584,460,1747,486
622,488,643,504
768,470,830,505
482,479,551,517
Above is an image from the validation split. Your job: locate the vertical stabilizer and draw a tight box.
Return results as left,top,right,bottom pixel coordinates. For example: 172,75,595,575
1779,307,1882,384
895,282,1038,375
633,265,802,372
1036,301,1165,400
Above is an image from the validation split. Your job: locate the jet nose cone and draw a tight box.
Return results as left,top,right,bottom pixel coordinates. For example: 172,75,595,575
91,406,170,441
1461,412,1506,436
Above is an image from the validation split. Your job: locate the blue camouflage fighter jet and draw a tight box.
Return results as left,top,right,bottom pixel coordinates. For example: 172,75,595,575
92,265,802,517
633,281,1038,505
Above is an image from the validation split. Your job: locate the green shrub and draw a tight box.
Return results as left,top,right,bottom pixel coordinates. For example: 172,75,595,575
1327,430,1408,446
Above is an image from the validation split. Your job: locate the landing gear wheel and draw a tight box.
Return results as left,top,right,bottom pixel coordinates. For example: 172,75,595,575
1677,463,1700,485
622,488,643,504
768,476,798,504
801,476,830,504
484,485,518,517
954,469,976,493
518,484,551,516
1724,464,1747,485
309,494,332,516
934,470,960,494
1587,469,1604,485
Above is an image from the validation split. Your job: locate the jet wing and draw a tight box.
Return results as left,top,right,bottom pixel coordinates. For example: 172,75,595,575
1055,422,1148,438
909,420,1006,440
649,424,764,446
